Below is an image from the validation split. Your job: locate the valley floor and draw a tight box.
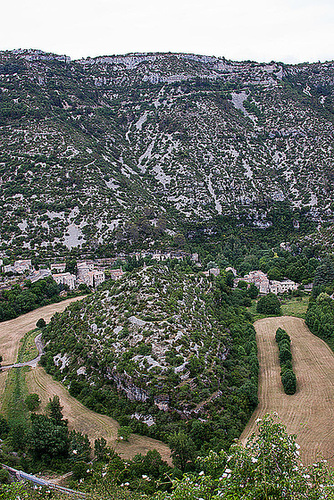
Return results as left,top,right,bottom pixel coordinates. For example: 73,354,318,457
0,300,171,464
240,316,334,466
0,297,84,366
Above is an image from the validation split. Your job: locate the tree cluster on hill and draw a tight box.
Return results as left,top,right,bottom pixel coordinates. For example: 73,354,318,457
275,328,297,395
312,257,334,298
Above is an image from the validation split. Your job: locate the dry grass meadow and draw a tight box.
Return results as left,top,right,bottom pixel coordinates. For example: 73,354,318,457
0,299,171,463
25,366,171,463
240,316,334,466
0,297,84,365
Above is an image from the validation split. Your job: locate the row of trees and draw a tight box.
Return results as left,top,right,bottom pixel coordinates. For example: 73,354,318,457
306,292,334,350
275,328,297,395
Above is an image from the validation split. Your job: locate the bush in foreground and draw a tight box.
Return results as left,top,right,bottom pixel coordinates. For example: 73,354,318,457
155,414,334,500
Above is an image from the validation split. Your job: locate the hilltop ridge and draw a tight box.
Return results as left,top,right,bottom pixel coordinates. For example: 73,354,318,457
1,49,334,254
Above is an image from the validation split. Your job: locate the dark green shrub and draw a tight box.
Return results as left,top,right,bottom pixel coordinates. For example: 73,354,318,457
256,293,281,315
281,369,297,395
25,393,41,411
279,348,292,364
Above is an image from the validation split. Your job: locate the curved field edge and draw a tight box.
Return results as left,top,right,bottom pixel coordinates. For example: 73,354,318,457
25,366,171,464
0,299,171,464
239,316,334,466
0,296,86,365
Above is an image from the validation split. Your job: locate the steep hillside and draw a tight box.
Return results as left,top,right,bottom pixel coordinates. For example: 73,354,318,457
41,266,258,451
1,49,334,253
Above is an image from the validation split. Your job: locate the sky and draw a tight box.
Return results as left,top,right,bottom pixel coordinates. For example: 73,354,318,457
1,0,334,64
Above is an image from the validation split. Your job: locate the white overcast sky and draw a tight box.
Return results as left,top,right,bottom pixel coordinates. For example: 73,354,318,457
1,0,334,63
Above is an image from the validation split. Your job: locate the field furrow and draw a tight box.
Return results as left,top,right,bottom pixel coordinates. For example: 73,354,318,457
240,316,334,466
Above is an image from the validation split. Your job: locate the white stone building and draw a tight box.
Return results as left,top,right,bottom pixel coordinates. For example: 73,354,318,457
51,263,66,273
53,272,76,290
269,279,298,295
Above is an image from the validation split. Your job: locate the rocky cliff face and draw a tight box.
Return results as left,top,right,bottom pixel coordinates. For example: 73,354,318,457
1,49,334,252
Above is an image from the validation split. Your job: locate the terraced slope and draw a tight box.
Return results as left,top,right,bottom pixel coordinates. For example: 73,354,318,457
240,316,334,466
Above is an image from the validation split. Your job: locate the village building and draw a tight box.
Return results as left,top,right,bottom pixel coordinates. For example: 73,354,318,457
77,269,105,288
26,269,52,283
109,268,124,280
51,262,66,273
3,259,33,274
204,267,220,277
269,279,298,295
53,272,76,290
243,270,270,294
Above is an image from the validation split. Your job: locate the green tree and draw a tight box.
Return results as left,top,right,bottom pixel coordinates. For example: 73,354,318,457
281,369,297,395
118,426,132,442
46,395,66,426
25,393,40,411
69,430,91,461
247,283,259,299
27,413,69,460
168,431,196,471
0,416,9,439
256,293,281,315
36,318,46,329
94,437,108,460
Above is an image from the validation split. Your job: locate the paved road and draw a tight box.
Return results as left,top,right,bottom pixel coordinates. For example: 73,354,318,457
1,332,44,370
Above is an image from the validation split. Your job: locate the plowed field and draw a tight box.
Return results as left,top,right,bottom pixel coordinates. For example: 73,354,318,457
240,316,334,466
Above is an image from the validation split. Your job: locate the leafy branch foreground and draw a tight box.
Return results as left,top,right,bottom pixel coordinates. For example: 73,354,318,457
1,414,334,499
156,414,334,500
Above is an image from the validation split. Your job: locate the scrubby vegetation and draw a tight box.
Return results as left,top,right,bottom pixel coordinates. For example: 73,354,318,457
1,414,334,499
41,266,259,457
305,256,334,350
1,50,334,257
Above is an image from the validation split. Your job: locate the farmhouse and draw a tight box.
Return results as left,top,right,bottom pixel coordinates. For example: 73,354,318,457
270,279,298,294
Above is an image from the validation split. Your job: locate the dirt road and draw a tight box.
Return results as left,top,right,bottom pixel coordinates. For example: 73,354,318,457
240,316,334,466
0,297,84,365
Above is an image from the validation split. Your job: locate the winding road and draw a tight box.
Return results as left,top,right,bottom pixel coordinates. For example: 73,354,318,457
1,332,44,369
240,316,334,466
0,297,172,464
